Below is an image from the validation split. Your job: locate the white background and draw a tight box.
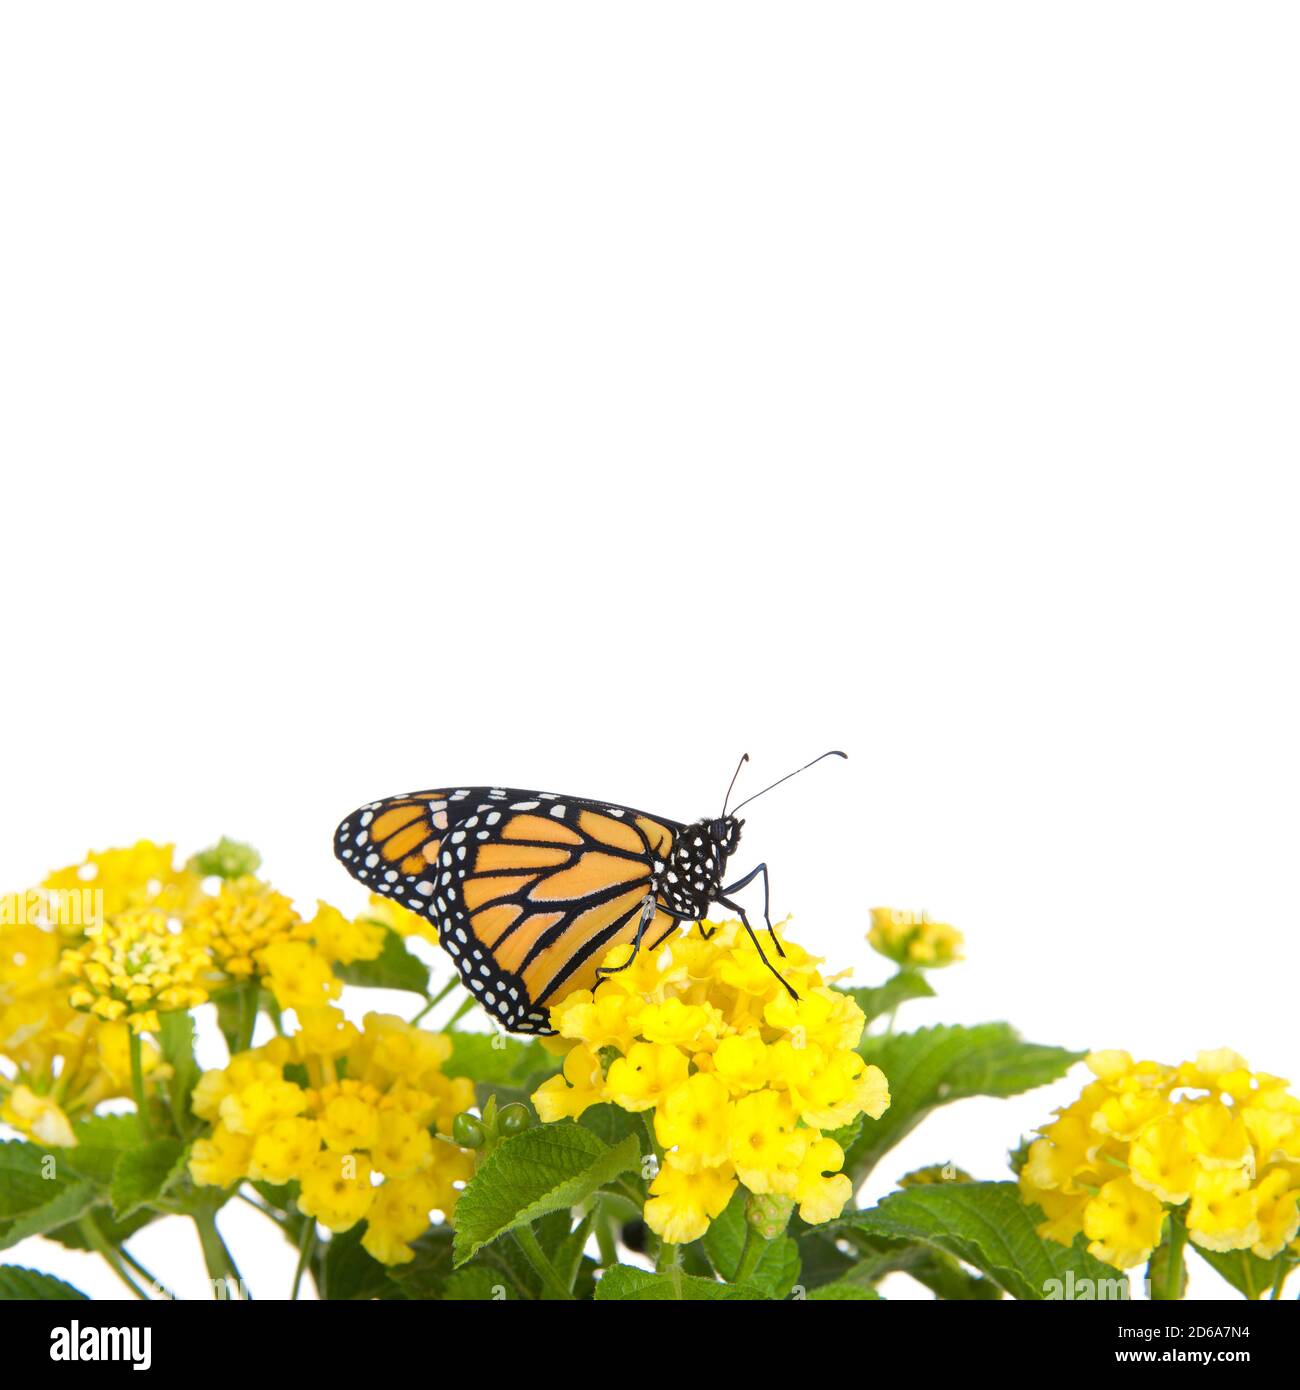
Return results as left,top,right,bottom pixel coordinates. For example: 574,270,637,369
3,3,1297,1301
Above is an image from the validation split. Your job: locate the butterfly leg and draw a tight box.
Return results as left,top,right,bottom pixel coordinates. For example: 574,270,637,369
719,862,784,958
595,894,663,984
715,893,799,1002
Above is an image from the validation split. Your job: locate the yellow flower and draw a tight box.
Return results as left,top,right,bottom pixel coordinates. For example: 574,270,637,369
297,1150,376,1232
532,1043,604,1123
188,876,304,980
362,1174,438,1264
259,940,342,1014
1129,1115,1197,1205
187,1012,475,1261
189,1124,255,1187
655,1073,731,1170
1186,1169,1260,1253
60,906,210,1033
549,988,642,1055
530,918,889,1241
643,1159,737,1245
868,908,962,968
1251,1169,1300,1259
1082,1177,1166,1269
605,1042,690,1113
1,1085,77,1147
43,842,200,922
1021,1046,1300,1270
728,1090,804,1195
249,1117,321,1185
795,1136,853,1224
306,901,385,967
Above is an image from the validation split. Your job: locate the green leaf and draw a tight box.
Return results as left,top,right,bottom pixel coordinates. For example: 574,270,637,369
837,1181,1123,1301
838,970,935,1025
335,929,430,995
0,1140,67,1220
62,1114,143,1186
805,1282,884,1300
160,1011,201,1132
383,1227,456,1300
445,1032,552,1087
45,1205,160,1254
441,1266,510,1300
0,1181,98,1252
110,1139,188,1219
594,1264,761,1300
452,1121,640,1265
848,1024,1084,1176
0,1265,89,1300
1192,1242,1294,1301
321,1223,392,1301
704,1191,801,1297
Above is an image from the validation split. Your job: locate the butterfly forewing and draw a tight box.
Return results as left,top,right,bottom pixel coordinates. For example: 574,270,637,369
334,788,682,1033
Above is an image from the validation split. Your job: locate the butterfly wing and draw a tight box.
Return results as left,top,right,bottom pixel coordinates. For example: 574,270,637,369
334,788,683,1033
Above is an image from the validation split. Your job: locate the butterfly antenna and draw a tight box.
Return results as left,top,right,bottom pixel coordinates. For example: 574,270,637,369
722,753,750,817
729,750,847,815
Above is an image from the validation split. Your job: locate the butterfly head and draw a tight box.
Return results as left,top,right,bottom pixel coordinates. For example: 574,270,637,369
708,815,743,860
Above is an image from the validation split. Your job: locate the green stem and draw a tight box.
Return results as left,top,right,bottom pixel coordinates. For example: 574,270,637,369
120,1247,175,1300
193,1205,246,1299
291,1219,317,1300
409,975,460,1025
78,1215,148,1298
127,1028,153,1139
235,983,259,1054
1150,1209,1187,1301
514,1224,573,1301
655,1240,683,1299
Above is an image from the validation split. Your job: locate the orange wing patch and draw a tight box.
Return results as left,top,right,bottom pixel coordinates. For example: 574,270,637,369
527,851,648,902
578,811,645,855
475,842,572,872
501,814,583,845
463,873,538,911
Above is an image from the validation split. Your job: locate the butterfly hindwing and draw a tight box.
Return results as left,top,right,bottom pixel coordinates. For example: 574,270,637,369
334,788,683,1033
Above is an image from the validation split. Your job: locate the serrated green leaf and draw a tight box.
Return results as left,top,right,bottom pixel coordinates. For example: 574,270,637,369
594,1264,762,1300
837,970,935,1025
837,1181,1123,1301
848,1024,1084,1176
445,1032,552,1087
805,1282,884,1300
0,1180,98,1251
452,1122,639,1265
335,929,430,995
704,1190,801,1297
110,1139,187,1219
0,1265,89,1300
1192,1242,1294,1300
0,1140,68,1219
62,1114,144,1186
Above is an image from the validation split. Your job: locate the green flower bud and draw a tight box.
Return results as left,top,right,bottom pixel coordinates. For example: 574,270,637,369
452,1111,487,1149
745,1191,795,1240
497,1103,533,1137
189,837,262,880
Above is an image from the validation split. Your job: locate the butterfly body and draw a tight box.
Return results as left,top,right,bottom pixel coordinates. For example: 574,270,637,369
334,786,752,1034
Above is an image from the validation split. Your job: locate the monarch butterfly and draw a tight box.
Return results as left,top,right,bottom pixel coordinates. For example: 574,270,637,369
332,751,845,1035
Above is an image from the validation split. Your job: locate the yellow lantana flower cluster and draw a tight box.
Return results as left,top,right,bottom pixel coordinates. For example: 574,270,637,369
61,907,211,1034
1021,1049,1300,1270
1,846,186,1143
189,1012,476,1265
531,920,890,1245
868,907,963,968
